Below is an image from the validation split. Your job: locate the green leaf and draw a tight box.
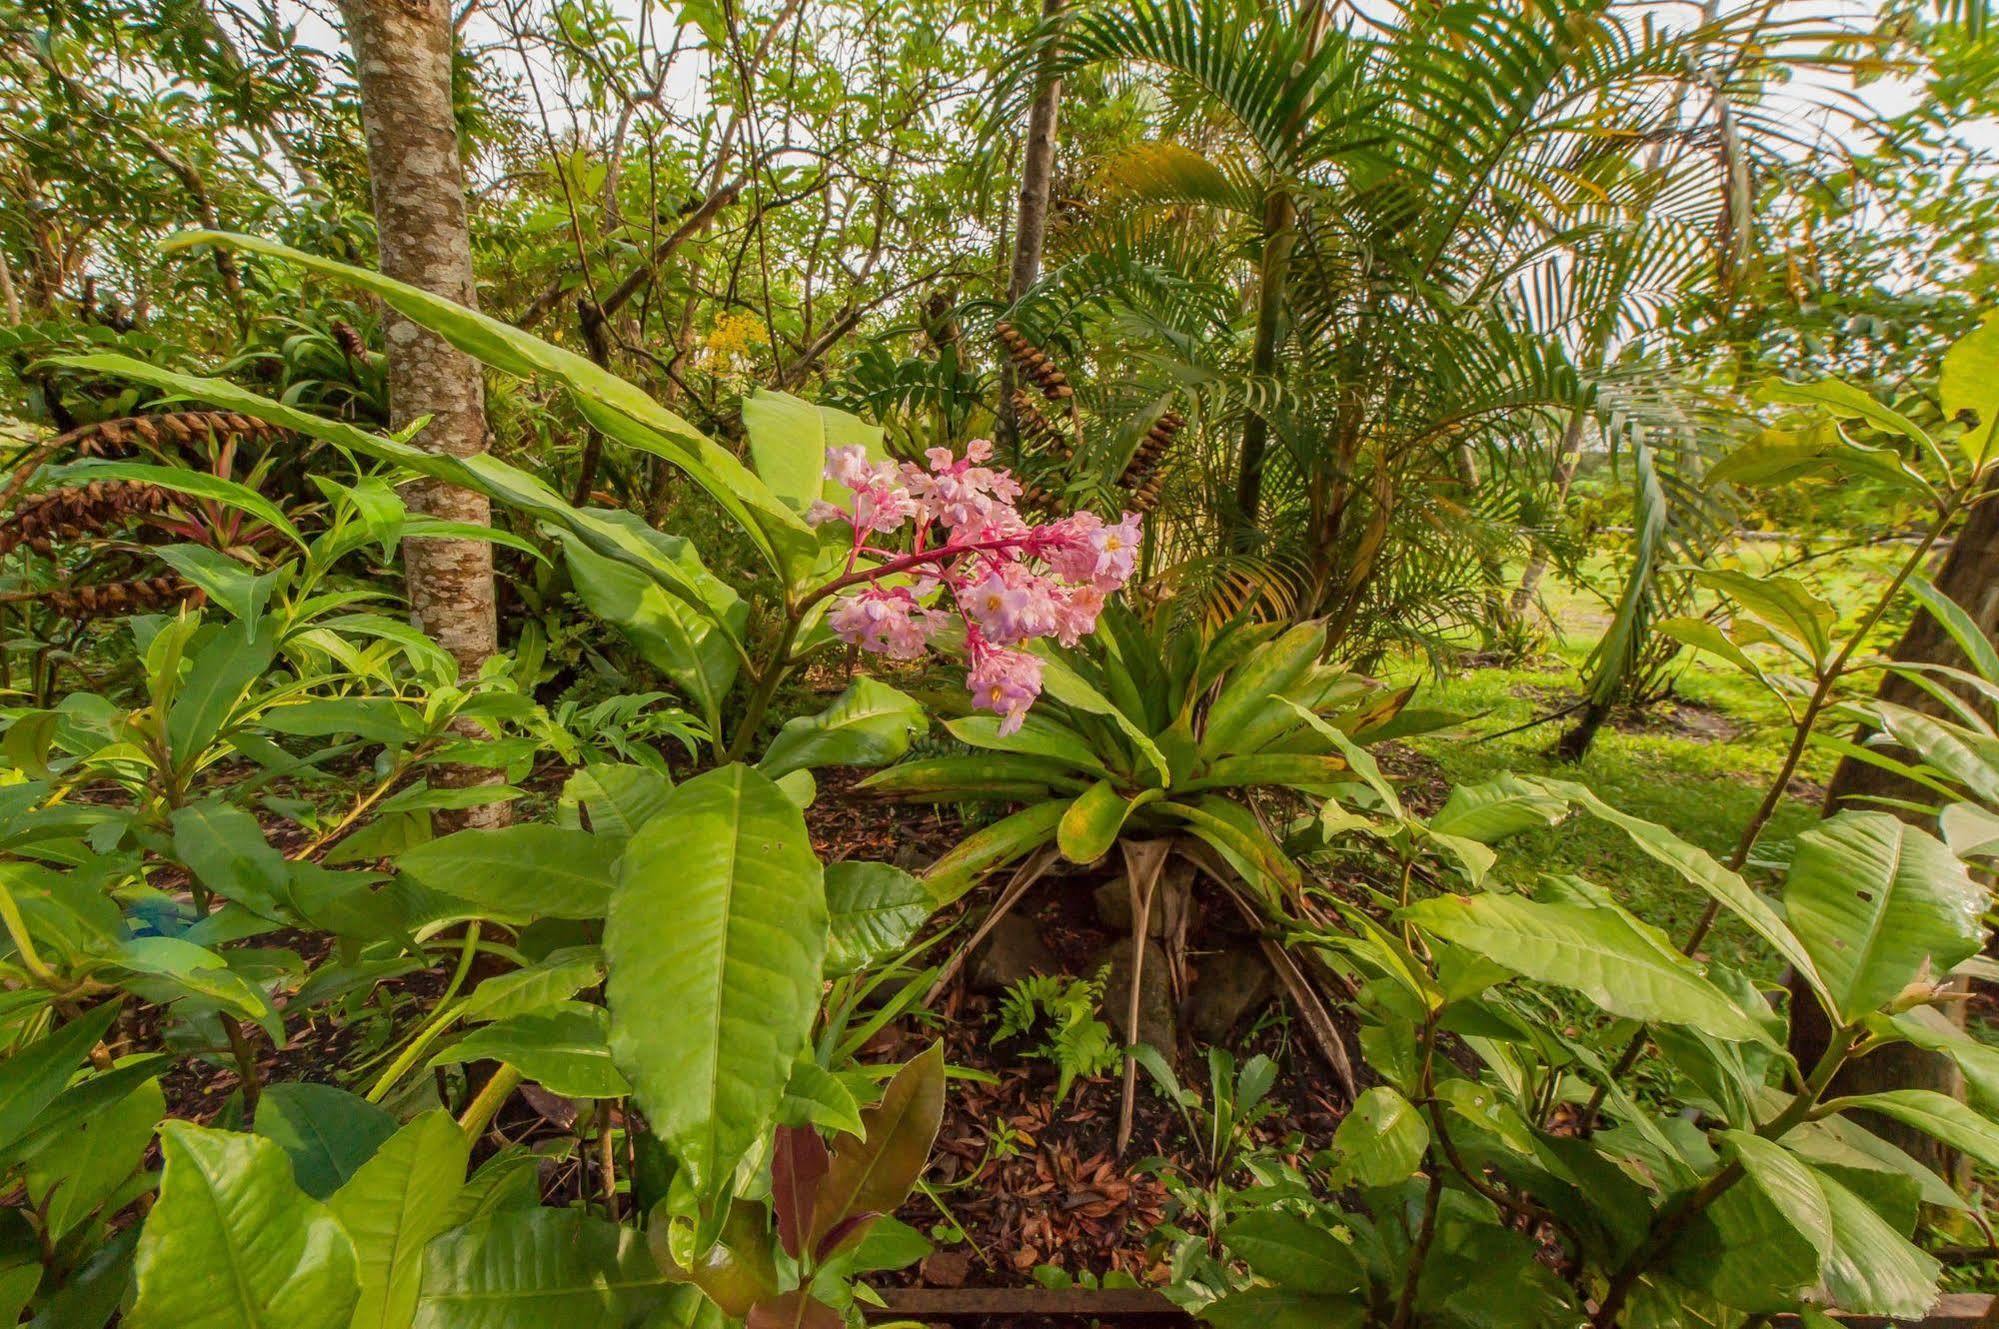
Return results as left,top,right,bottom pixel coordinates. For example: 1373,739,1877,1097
1198,622,1326,760
1783,812,1984,1022
606,764,826,1206
1940,309,1999,475
942,713,1108,776
1820,1088,1999,1173
0,1002,120,1156
1221,1211,1364,1293
1328,1085,1427,1188
1519,777,1826,993
1871,1007,1999,1110
168,622,277,768
1427,772,1570,844
456,954,604,1023
920,800,1067,903
131,1122,359,1329
25,1075,161,1241
560,764,671,844
1691,568,1837,668
1813,1166,1941,1318
1758,376,1939,455
155,545,285,624
1652,616,1777,689
778,1058,864,1136
823,861,933,976
1202,1288,1367,1329
1405,894,1771,1043
433,1002,631,1098
253,1084,398,1199
160,232,815,579
1056,778,1146,864
559,522,745,738
412,1208,670,1329
172,800,289,917
395,826,621,923
1669,1131,1835,1310
808,1042,945,1249
854,753,1082,801
740,389,885,512
1034,647,1170,783
330,1110,470,1329
262,699,424,745
1905,572,1999,684
756,678,925,781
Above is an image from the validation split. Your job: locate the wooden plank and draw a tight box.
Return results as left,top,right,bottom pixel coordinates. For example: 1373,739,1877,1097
866,1288,1997,1325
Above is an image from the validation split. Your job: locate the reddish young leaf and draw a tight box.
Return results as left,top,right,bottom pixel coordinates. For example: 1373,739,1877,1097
807,1040,946,1249
811,1209,880,1264
771,1124,829,1260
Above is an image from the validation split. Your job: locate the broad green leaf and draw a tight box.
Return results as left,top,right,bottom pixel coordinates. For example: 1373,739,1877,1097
0,1002,120,1156
756,678,925,781
155,544,285,624
1905,572,1999,683
25,1075,161,1241
921,799,1067,903
1813,1166,1941,1318
1652,616,1776,689
740,389,885,512
1669,1131,1834,1310
1820,1088,1999,1173
1034,647,1170,782
161,232,815,579
1,1052,169,1167
131,1122,359,1329
1056,778,1145,864
1783,812,1984,1021
262,699,424,744
117,935,278,1034
413,1208,670,1329
1872,1006,1999,1109
456,954,604,1023
943,713,1108,775
1328,1085,1427,1188
1521,776,1825,993
560,764,671,843
1427,772,1571,844
823,861,933,976
172,800,289,917
330,1110,469,1329
778,1058,864,1136
1758,376,1939,455
1405,894,1770,1043
1221,1211,1364,1293
1202,1289,1367,1329
1692,568,1836,668
606,765,826,1206
432,1002,631,1098
560,522,745,737
395,826,621,922
854,753,1082,801
1940,309,1999,475
168,623,277,768
253,1084,398,1199
1154,796,1300,899
808,1042,944,1249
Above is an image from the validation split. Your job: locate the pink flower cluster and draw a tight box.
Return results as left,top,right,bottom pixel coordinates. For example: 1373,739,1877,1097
813,440,1141,734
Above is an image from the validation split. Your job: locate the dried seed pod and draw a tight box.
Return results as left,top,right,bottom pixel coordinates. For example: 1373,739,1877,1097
0,481,175,555
995,321,1075,403
42,411,290,465
1118,409,1184,491
39,573,197,620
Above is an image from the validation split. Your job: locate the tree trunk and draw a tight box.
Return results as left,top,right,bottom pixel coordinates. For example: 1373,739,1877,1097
1231,185,1295,541
1787,480,1999,1182
338,0,504,824
995,0,1064,460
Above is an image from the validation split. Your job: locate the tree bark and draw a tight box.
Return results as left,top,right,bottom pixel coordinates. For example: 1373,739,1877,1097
338,0,504,823
995,0,1064,459
1787,481,1999,1182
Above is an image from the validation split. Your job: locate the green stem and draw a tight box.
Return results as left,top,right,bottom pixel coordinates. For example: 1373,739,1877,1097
365,923,483,1103
459,1064,522,1139
722,612,803,764
223,1014,263,1120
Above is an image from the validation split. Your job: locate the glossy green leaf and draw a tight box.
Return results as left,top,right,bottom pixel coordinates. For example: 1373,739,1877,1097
413,1208,669,1329
1221,1211,1364,1293
1783,812,1984,1021
253,1083,398,1199
1820,1088,1999,1173
25,1075,161,1241
330,1110,470,1329
942,713,1108,775
1940,308,1999,475
1198,622,1324,761
823,861,933,976
131,1122,359,1329
1406,894,1770,1043
432,1002,631,1098
756,678,925,781
1427,772,1571,843
168,623,277,768
1691,568,1836,667
456,954,604,1023
606,764,826,1206
395,826,621,923
740,389,885,512
559,764,672,844
1056,778,1149,864
0,1002,120,1156
172,800,289,917
1328,1085,1427,1188
57,460,304,549
1872,1007,1999,1109
1813,1166,1942,1318
921,799,1067,902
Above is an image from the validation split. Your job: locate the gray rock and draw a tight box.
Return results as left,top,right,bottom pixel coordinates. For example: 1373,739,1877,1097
1097,936,1176,1055
1092,862,1199,938
969,913,1060,992
1187,944,1275,1044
